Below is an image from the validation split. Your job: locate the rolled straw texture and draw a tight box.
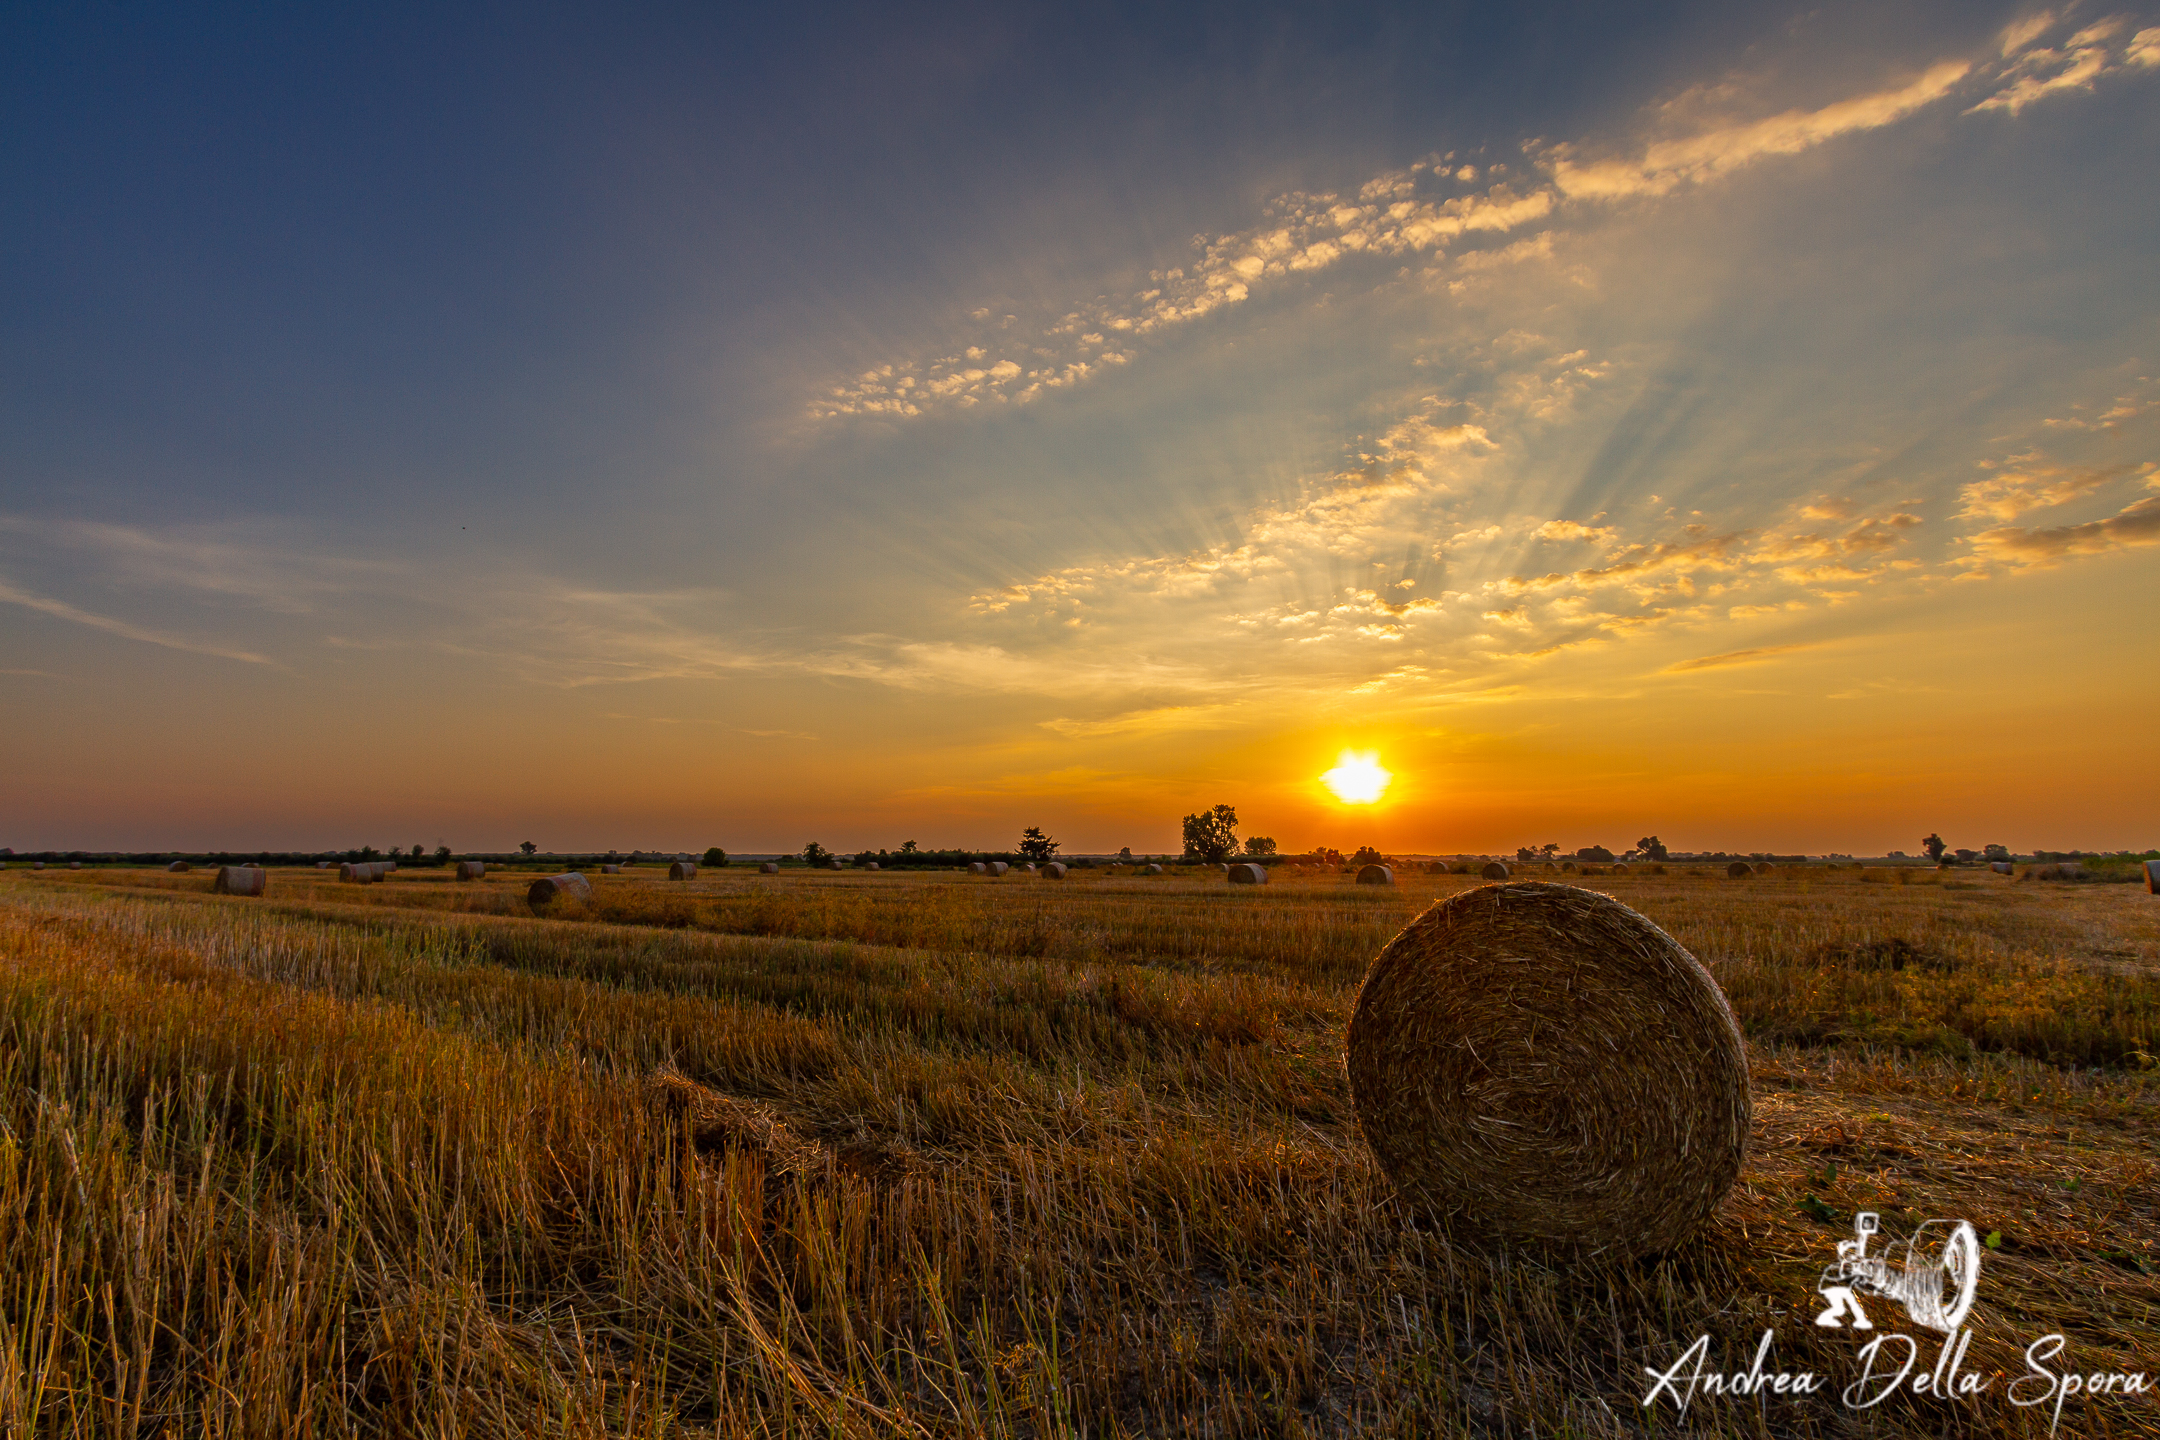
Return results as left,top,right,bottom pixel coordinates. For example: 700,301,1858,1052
760,862,779,874
168,861,191,873
527,872,593,913
1726,861,1752,878
669,861,696,880
1481,862,1509,880
1042,862,1067,879
1228,862,1268,884
1357,864,1394,886
212,866,266,897
457,861,486,880
1346,881,1749,1257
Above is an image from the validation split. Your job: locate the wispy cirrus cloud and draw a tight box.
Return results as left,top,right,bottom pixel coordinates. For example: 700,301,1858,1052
0,576,273,665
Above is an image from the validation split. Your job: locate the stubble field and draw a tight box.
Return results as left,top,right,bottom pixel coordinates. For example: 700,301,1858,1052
0,860,2154,1437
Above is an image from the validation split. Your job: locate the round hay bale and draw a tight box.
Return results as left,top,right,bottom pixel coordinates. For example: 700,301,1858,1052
1560,862,1576,873
527,872,593,913
1647,863,1666,875
1357,864,1394,885
457,860,486,880
968,861,987,875
1228,862,1269,885
69,861,82,870
1144,863,1163,875
212,865,266,897
1448,861,1472,875
1726,861,1752,879
1609,862,1629,874
1042,862,1067,879
760,861,779,874
669,861,696,880
383,861,397,873
863,861,879,870
1990,861,2014,876
826,858,844,871
2144,859,2159,894
601,863,621,875
31,861,43,870
314,860,332,869
167,860,191,873
1346,882,1749,1256
989,861,1008,876
1542,863,1557,873
1480,861,1509,881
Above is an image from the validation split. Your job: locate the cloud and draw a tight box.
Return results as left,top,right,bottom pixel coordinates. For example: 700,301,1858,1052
1038,704,1240,738
1958,460,2131,520
1964,494,2160,566
1967,15,2140,114
1661,642,1822,674
0,515,402,613
2132,28,2160,67
0,577,273,664
1547,61,1973,200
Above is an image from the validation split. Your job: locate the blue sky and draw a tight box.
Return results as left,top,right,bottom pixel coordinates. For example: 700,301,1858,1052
3,2,2156,854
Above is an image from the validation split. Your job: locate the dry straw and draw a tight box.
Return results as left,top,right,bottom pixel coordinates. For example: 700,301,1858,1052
1357,864,1394,886
1481,861,1509,880
1726,861,1752,879
669,861,696,880
1228,862,1268,885
1042,862,1067,879
456,860,486,880
527,872,593,913
1345,881,1750,1257
988,861,1007,876
968,862,987,875
212,866,266,897
760,862,779,874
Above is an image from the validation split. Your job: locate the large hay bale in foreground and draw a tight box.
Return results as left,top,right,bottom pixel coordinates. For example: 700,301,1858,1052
457,860,486,880
669,861,696,880
527,873,593,913
1042,862,1067,879
1481,861,1509,880
760,861,779,874
1346,882,1749,1257
1228,862,1268,885
1357,864,1394,886
1726,861,1751,879
168,861,191,873
2146,859,2160,894
212,866,266,897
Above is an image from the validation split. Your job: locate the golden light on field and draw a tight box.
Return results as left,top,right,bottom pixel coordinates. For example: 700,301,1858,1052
1320,751,1392,805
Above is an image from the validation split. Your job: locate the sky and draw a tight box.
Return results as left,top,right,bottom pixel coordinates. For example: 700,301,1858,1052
2,1,2157,857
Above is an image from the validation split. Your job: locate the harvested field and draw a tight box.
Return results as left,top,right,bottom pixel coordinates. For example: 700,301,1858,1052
0,861,2154,1436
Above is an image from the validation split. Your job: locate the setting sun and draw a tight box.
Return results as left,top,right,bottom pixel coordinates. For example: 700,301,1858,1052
1320,751,1393,805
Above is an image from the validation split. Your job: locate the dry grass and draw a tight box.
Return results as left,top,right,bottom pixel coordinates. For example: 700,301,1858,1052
0,863,2154,1436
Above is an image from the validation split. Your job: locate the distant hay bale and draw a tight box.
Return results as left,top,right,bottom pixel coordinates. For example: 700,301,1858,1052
31,861,43,870
1610,862,1629,874
669,861,696,880
1726,861,1752,879
69,861,81,870
1754,863,1774,874
371,862,393,880
1480,861,1509,881
384,861,397,872
1228,862,1269,885
1542,863,1557,873
457,861,486,880
1990,861,2014,875
1144,863,1162,875
1346,882,1750,1257
864,861,879,870
167,861,190,873
212,866,266,897
1448,862,1472,875
1647,863,1667,875
968,861,987,875
760,862,779,874
1560,862,1576,873
314,860,332,869
1357,864,1394,886
826,859,844,870
989,861,1008,876
1042,862,1067,879
527,872,593,913
601,864,621,875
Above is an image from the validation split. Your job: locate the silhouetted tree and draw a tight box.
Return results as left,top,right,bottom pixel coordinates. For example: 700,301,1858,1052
1244,836,1277,856
900,840,919,854
519,841,538,856
1636,835,1669,861
702,847,728,867
1922,833,1946,862
1018,827,1060,863
801,841,830,867
1181,805,1239,863
433,844,452,862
